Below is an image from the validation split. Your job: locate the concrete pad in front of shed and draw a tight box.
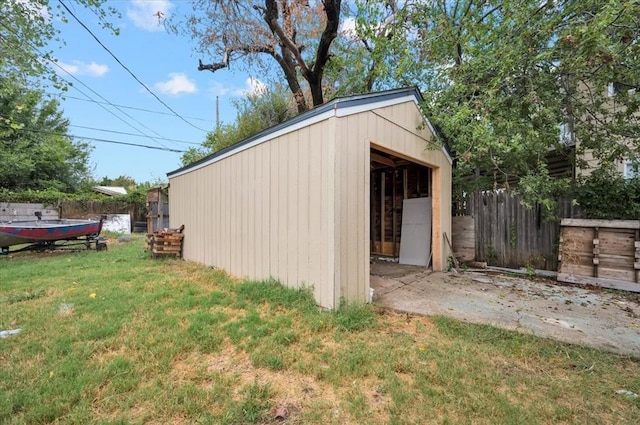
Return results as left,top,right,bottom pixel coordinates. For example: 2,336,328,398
371,269,640,358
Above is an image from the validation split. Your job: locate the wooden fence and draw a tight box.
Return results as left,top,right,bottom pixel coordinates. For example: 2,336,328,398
452,192,583,270
60,200,143,222
0,202,59,221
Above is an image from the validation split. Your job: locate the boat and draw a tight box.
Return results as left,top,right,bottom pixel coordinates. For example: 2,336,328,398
0,215,104,252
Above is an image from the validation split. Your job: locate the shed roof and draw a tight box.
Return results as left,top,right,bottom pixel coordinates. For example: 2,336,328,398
168,87,451,178
93,186,127,196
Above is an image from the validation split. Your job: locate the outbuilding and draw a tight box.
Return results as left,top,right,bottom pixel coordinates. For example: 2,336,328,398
167,87,452,309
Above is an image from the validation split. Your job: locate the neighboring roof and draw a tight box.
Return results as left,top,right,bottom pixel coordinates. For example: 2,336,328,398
168,87,451,178
93,186,127,196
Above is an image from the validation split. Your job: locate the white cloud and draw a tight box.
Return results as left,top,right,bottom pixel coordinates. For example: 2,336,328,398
126,0,172,32
155,73,197,95
56,60,109,77
232,77,267,97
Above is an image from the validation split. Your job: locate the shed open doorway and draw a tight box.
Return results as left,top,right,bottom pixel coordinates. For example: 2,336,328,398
370,146,434,268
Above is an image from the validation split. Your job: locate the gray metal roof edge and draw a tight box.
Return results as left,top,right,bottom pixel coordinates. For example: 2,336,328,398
167,86,424,177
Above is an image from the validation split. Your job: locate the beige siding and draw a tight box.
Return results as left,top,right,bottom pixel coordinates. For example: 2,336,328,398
333,101,452,303
170,97,452,309
169,119,337,308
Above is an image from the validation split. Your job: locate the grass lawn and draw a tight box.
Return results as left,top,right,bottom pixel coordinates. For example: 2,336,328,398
1,237,639,424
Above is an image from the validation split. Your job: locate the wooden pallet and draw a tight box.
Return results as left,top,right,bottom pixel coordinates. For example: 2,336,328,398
146,227,184,258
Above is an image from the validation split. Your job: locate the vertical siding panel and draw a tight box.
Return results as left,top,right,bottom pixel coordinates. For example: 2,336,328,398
244,150,253,277
288,134,299,287
326,118,337,308
308,130,323,300
254,144,263,279
339,120,349,302
297,127,310,286
278,138,288,285
359,120,367,299
238,151,251,277
208,164,214,266
222,159,229,270
196,171,203,263
270,139,279,279
234,154,240,274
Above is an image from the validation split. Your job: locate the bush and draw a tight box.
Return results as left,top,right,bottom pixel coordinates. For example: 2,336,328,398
575,168,640,219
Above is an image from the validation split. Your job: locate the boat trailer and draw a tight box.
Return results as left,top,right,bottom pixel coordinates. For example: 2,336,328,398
0,213,108,256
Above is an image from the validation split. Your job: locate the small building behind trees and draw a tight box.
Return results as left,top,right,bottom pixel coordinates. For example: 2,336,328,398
167,87,452,309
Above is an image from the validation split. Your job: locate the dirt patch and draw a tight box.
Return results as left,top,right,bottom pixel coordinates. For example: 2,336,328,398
371,268,640,358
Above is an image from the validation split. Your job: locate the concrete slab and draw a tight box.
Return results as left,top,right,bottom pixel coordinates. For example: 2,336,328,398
371,269,640,358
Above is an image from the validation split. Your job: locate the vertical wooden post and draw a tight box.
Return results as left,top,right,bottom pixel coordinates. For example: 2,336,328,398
370,171,376,253
593,226,600,278
403,169,408,199
392,169,397,256
635,229,640,283
381,172,385,251
158,189,164,232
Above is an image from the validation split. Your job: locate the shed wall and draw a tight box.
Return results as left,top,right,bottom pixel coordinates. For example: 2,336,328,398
333,102,452,302
170,98,452,308
169,119,337,308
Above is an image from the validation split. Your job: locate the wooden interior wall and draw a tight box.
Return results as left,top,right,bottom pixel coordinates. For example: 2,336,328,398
371,164,432,257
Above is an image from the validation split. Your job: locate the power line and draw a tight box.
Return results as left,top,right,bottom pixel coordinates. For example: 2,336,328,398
17,127,185,153
0,20,177,150
49,93,213,122
69,124,200,145
58,0,210,133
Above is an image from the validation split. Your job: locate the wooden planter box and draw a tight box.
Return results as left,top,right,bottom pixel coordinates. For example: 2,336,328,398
146,226,184,258
558,219,640,293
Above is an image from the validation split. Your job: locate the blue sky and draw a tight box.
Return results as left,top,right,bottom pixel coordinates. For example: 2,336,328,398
48,0,267,184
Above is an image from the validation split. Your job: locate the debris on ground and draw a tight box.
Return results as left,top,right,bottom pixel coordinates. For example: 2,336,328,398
0,328,21,338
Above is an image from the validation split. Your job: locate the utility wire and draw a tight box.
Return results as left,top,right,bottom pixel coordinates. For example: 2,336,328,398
58,0,210,133
49,93,212,122
17,127,185,153
0,22,176,150
69,124,200,145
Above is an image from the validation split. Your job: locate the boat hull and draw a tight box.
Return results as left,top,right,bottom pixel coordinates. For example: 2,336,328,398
0,219,103,248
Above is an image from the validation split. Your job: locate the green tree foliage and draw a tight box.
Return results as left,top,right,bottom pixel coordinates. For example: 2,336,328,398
182,87,295,165
0,79,92,192
355,0,640,210
0,0,117,90
575,167,640,220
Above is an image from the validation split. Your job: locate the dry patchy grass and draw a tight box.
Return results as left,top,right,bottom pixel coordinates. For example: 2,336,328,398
1,237,639,424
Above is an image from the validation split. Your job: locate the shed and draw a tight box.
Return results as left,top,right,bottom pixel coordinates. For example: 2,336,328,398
167,87,452,309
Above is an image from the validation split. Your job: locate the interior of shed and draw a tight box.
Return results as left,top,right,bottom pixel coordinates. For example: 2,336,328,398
370,147,433,263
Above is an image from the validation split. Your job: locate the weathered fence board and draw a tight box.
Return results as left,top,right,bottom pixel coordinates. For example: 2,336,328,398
0,203,59,222
452,192,582,270
60,200,141,221
451,216,475,262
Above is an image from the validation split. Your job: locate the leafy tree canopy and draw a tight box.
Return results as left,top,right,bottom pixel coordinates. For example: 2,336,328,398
0,78,92,192
355,0,640,209
0,0,118,90
182,86,295,165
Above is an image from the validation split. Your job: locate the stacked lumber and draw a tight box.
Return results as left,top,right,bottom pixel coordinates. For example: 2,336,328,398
146,225,184,258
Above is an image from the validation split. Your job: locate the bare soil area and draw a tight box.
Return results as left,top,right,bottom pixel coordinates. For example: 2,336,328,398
371,262,640,357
